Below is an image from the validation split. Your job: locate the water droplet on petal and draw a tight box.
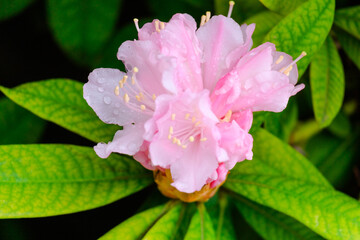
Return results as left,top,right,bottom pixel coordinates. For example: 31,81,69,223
97,77,105,83
104,96,112,104
98,87,104,92
113,109,119,115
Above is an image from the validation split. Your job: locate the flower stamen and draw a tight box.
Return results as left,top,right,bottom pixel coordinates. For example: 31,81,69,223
133,18,140,32
275,55,284,64
206,11,211,22
227,1,235,18
200,15,206,26
280,51,307,74
154,20,161,32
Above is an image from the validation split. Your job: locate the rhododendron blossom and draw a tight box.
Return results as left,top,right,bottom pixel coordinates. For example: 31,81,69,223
83,2,305,196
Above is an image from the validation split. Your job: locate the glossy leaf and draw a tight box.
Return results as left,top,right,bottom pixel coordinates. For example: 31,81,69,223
306,132,358,187
47,0,121,65
259,0,305,15
100,203,172,240
232,129,331,188
0,80,120,143
184,203,216,240
0,0,34,21
244,11,283,47
215,0,265,23
265,99,298,142
335,27,360,70
0,98,45,144
207,193,237,240
0,144,152,218
225,175,360,240
334,6,360,40
142,203,183,240
264,0,335,77
310,36,345,128
232,195,322,240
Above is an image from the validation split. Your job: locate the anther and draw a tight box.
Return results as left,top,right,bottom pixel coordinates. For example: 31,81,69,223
176,139,182,146
168,134,172,140
133,67,139,73
222,110,232,122
200,137,207,142
152,94,156,100
227,1,235,18
280,51,307,74
140,105,146,110
169,126,174,134
172,137,177,144
189,136,195,142
131,76,136,85
135,95,141,101
283,65,293,76
200,15,206,26
114,86,120,96
185,113,190,120
154,20,160,32
275,55,284,64
123,93,130,103
160,21,165,30
194,121,201,127
206,11,211,22
171,113,176,120
182,145,187,149
133,18,140,32
122,75,128,84
191,116,196,123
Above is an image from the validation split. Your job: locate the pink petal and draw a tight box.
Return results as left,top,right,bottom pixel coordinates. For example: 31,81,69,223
209,163,228,188
272,51,299,85
94,123,144,158
117,40,177,94
197,15,253,92
133,141,156,170
84,68,149,125
139,14,203,92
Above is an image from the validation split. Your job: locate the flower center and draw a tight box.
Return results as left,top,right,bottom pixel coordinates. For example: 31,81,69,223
114,67,156,114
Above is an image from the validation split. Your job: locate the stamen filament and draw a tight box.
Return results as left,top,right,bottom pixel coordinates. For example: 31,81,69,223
280,51,307,73
227,1,235,18
133,18,140,32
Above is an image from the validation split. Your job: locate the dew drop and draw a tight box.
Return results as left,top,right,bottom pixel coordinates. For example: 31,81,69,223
97,77,105,84
113,109,119,115
104,96,112,105
98,87,104,92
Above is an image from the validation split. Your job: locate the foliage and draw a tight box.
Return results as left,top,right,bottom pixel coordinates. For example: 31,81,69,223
0,0,359,239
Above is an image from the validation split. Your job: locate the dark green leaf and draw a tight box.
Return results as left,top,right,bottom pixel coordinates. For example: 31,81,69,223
310,36,345,128
264,0,335,77
0,80,119,143
0,144,152,218
99,203,173,240
328,111,351,138
306,132,358,187
184,203,216,240
0,98,45,144
47,0,121,66
265,99,298,142
334,6,360,40
335,27,360,70
244,11,283,47
259,0,306,16
232,194,322,240
0,0,34,21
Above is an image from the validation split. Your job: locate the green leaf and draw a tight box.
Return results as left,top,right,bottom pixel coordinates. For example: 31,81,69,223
310,36,345,128
328,111,351,138
0,144,152,218
47,0,121,66
232,194,322,240
0,98,45,144
244,11,283,47
250,111,269,133
334,6,360,40
290,119,321,145
99,203,173,240
264,0,335,77
265,99,298,142
142,203,184,240
335,27,360,70
215,0,265,23
233,129,331,187
0,80,119,143
205,193,237,240
259,0,306,16
305,132,358,187
0,0,34,21
184,203,216,240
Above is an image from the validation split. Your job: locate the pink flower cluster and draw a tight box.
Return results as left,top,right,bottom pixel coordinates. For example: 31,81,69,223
83,8,304,193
